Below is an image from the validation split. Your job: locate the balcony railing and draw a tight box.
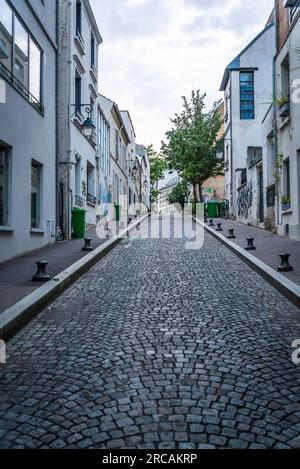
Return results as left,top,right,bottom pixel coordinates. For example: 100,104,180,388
87,193,97,206
73,195,84,207
0,63,44,114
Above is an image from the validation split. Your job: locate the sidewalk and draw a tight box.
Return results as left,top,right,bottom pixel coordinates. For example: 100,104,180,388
0,228,107,314
209,218,300,287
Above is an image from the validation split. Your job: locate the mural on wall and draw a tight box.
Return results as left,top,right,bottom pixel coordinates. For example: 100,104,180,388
237,182,253,219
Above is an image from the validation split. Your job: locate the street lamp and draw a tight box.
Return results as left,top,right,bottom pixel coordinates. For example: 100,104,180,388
71,104,95,139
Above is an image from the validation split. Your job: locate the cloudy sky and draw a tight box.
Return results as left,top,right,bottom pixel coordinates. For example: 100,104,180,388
90,0,273,150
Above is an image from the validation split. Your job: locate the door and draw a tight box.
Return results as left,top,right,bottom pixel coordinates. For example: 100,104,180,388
258,168,264,223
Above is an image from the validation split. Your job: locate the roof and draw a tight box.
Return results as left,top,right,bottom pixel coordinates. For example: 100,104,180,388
83,0,103,45
219,21,274,91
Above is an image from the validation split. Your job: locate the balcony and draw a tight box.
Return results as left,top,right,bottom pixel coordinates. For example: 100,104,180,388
73,195,84,208
0,63,44,114
87,193,97,206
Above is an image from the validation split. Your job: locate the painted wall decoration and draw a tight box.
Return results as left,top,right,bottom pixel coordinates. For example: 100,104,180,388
237,182,253,219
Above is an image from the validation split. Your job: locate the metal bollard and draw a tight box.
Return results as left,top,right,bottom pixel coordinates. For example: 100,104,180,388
32,261,50,282
204,213,208,223
227,229,236,239
216,223,223,232
278,253,293,272
82,238,93,252
209,219,215,227
245,238,256,251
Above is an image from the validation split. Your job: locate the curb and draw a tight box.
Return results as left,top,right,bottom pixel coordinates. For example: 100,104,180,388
193,216,300,309
0,214,150,341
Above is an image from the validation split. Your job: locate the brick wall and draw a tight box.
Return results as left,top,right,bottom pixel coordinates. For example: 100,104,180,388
276,0,290,51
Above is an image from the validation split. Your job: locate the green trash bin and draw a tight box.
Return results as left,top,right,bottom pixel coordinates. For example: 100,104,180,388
114,204,121,222
72,207,86,238
206,200,219,218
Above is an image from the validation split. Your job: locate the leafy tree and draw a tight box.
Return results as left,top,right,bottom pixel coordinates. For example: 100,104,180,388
147,144,165,202
162,90,223,207
168,180,189,208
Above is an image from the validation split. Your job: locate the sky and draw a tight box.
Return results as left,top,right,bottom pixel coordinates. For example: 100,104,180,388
90,0,274,150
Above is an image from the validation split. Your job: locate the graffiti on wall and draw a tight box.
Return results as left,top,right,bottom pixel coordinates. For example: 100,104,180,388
237,182,253,219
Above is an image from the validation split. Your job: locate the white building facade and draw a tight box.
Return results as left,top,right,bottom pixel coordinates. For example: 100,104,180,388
0,0,57,263
275,1,300,240
57,0,102,238
220,19,276,229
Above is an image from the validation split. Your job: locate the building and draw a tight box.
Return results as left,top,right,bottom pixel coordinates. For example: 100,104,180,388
202,101,225,202
0,0,57,263
158,170,181,210
57,0,102,239
98,94,130,223
220,15,276,228
274,0,300,240
136,143,151,212
120,111,139,215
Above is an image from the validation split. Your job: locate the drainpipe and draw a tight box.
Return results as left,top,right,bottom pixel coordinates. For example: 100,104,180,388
273,0,280,229
67,0,72,239
55,0,60,241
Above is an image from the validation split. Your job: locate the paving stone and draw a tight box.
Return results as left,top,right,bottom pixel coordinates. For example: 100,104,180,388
0,215,300,450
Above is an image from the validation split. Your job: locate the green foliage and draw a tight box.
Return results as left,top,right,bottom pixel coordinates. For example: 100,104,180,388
273,92,289,107
162,90,224,202
147,144,166,202
167,180,189,207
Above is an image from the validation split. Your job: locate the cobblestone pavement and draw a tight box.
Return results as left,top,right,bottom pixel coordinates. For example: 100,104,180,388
1,214,300,449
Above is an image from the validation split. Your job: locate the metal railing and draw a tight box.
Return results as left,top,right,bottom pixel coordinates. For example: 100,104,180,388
0,63,44,114
87,193,97,206
73,195,84,207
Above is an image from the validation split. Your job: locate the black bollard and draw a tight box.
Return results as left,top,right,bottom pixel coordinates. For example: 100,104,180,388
209,219,215,227
82,238,93,252
278,253,293,272
32,261,50,282
204,213,208,223
216,223,223,232
227,228,236,239
245,238,256,251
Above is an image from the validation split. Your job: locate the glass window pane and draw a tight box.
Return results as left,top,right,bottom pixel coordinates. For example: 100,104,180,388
0,0,13,72
14,17,29,88
240,72,253,82
29,38,41,101
31,163,41,228
0,148,9,226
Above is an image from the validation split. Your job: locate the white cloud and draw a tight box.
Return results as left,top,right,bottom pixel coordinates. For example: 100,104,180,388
90,0,274,149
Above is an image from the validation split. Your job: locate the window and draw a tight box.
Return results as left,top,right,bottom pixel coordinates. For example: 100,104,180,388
91,33,95,68
241,169,247,186
115,130,119,159
75,156,81,197
76,0,82,37
75,71,81,114
0,0,12,72
240,72,255,120
0,1,42,108
283,158,291,201
29,38,41,102
14,17,29,89
31,161,42,229
0,146,10,226
281,54,290,102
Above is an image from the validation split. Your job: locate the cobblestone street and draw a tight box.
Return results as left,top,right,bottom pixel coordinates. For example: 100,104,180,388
1,214,300,449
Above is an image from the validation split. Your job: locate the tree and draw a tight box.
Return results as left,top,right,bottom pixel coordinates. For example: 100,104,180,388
168,180,189,208
147,144,165,203
162,90,223,207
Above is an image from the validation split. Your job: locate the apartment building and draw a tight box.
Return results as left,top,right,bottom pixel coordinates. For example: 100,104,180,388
57,0,102,238
220,15,276,228
0,0,57,262
274,0,300,239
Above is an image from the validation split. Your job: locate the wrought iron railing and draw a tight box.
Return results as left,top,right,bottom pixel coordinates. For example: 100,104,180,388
73,195,84,207
87,193,97,206
0,63,44,114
